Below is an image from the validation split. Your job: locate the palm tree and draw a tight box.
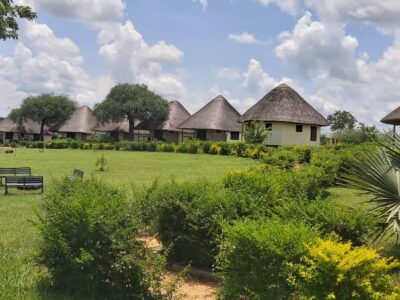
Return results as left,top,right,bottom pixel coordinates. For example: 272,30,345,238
343,132,400,240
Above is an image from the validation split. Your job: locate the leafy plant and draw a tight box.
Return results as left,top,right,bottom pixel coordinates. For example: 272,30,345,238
244,121,270,144
37,178,169,298
343,133,400,239
290,239,400,299
217,219,319,300
95,154,108,171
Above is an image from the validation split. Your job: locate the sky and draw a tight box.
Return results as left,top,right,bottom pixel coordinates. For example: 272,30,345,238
1,0,400,130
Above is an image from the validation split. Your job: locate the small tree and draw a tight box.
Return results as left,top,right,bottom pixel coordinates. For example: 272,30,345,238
9,94,76,141
327,110,357,131
94,84,168,140
0,0,37,40
244,121,269,144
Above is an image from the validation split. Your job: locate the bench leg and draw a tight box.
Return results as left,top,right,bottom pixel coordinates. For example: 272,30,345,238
41,185,44,194
5,185,7,195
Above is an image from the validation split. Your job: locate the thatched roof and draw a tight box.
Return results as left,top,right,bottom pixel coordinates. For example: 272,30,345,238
92,119,150,135
0,118,50,135
50,106,97,134
178,95,242,132
242,83,329,126
381,106,400,125
136,101,193,133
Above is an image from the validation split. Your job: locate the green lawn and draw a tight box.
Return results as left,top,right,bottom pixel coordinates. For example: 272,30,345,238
0,149,257,299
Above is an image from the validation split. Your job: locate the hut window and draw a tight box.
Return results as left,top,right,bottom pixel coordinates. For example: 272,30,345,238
265,123,272,131
5,132,13,140
231,132,240,140
310,126,317,141
67,132,76,139
296,124,303,132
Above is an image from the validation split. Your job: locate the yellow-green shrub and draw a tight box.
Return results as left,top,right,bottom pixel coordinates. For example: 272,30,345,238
290,239,400,300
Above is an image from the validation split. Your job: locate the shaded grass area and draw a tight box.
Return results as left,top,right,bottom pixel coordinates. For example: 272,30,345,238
0,149,257,299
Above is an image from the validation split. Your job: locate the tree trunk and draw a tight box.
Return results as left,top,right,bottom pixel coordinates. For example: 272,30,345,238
128,118,135,141
40,120,45,142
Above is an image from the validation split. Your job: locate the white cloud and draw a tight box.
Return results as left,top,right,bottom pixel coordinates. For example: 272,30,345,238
98,21,187,100
275,12,359,80
215,67,242,80
228,32,266,45
196,0,208,11
0,22,114,113
258,0,302,15
243,59,280,94
17,0,125,25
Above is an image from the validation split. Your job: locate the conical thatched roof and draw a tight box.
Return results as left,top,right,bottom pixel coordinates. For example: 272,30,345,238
381,106,400,125
136,100,193,132
50,106,97,134
242,83,329,126
92,119,150,135
0,118,50,134
178,95,242,131
162,101,192,132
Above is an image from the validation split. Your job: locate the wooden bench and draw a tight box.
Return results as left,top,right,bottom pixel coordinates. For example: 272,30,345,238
0,167,31,185
5,176,44,195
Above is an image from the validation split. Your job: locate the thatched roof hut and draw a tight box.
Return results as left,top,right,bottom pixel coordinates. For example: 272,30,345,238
178,95,242,132
92,119,150,135
381,106,400,125
161,101,192,132
136,100,193,132
50,106,97,134
0,118,50,135
242,83,329,126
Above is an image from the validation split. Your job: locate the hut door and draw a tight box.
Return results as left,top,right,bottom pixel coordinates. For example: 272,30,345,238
196,129,207,141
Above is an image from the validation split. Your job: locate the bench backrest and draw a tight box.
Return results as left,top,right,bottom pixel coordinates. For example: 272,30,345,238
73,169,84,179
5,176,43,184
0,167,31,176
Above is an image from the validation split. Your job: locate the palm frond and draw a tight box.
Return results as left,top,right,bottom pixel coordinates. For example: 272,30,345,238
343,148,400,240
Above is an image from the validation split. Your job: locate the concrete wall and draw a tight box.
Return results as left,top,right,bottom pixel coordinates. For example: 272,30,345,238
261,122,321,146
191,130,242,143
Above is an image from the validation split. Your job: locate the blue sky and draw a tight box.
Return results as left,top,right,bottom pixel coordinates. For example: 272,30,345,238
1,0,399,129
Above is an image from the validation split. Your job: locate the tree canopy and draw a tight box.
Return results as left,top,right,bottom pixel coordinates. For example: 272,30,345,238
327,110,358,131
9,94,76,140
94,84,169,140
0,0,36,40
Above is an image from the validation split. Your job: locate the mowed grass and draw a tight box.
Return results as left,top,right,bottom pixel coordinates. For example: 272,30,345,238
0,149,257,299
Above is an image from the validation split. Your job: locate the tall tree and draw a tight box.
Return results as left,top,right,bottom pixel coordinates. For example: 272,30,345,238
327,110,357,131
0,0,37,40
94,84,169,140
9,94,76,141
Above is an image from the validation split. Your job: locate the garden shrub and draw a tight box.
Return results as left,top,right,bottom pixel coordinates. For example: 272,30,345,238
217,142,231,155
217,219,319,300
175,140,200,154
38,178,168,299
289,239,400,299
148,180,239,268
262,147,300,169
158,143,174,152
208,144,220,155
201,141,212,154
275,199,377,245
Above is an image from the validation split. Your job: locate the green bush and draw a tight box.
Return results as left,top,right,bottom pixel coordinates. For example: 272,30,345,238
217,142,231,155
38,178,167,298
201,141,212,154
275,199,377,245
262,147,300,169
217,219,319,300
147,180,239,268
290,239,400,299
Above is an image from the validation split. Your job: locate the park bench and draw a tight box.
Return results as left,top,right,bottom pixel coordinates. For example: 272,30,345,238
5,176,44,195
0,167,31,185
